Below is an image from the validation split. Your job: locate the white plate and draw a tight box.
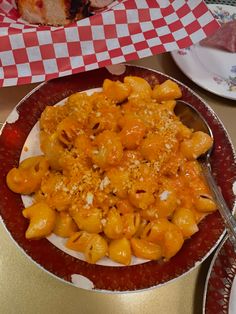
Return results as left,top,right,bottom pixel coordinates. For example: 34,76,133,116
171,4,236,100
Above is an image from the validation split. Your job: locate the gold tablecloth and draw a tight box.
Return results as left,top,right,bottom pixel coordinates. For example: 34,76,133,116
0,54,235,314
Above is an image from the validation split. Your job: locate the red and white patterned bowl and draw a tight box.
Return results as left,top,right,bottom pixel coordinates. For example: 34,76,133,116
203,237,236,314
0,65,235,292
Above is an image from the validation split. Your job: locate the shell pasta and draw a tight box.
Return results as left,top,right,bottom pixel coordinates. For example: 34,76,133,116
6,76,216,265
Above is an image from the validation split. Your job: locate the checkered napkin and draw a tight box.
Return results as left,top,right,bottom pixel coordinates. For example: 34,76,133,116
0,0,219,87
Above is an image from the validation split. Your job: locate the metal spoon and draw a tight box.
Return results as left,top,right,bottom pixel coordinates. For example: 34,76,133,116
174,100,236,250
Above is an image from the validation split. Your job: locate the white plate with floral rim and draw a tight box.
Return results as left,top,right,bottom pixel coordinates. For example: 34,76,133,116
171,4,236,100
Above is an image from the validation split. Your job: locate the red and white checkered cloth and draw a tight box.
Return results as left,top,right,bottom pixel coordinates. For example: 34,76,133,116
0,0,219,87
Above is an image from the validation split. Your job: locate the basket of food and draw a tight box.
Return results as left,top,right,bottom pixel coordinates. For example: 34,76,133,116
0,0,220,86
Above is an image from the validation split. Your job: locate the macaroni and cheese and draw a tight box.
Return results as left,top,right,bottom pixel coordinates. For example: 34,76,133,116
6,76,216,265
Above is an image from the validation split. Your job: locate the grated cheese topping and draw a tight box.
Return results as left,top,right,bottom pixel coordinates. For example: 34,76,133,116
86,192,94,205
159,190,170,201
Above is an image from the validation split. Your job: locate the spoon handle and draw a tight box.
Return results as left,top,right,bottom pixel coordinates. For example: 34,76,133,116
201,161,236,251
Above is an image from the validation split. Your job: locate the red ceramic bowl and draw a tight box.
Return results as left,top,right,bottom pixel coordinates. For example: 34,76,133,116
0,65,235,292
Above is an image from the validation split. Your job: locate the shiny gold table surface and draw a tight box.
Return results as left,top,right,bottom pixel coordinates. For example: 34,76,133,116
0,54,235,314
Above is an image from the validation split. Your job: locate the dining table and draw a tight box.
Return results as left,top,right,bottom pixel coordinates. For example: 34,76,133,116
0,52,235,314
